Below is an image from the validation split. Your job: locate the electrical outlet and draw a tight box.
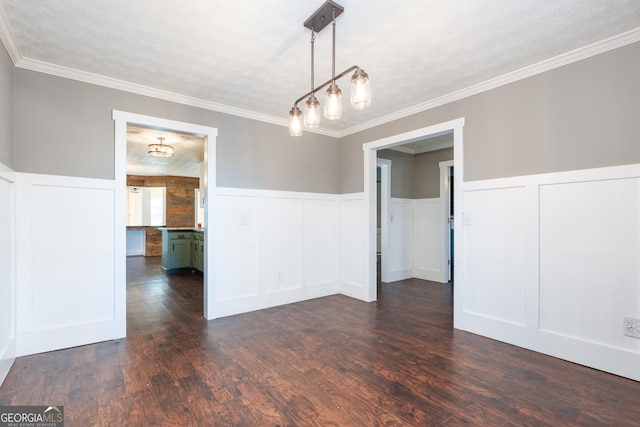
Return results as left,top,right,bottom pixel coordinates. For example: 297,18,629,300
623,317,640,339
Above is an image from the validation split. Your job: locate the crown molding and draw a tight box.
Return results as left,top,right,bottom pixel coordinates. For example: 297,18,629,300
0,5,21,64
13,56,342,138
2,16,639,140
15,57,291,129
15,58,338,138
338,26,640,138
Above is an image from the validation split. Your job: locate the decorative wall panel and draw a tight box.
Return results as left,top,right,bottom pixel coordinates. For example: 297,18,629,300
462,187,527,325
16,173,119,356
539,178,640,352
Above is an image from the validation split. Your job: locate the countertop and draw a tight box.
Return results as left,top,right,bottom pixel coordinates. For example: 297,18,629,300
159,227,205,233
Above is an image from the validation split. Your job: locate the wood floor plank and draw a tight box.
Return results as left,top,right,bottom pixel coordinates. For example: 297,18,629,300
1,256,639,426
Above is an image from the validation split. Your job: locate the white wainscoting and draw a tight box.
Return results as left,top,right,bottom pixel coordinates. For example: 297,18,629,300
388,198,413,282
0,162,16,386
304,198,340,289
15,173,122,356
462,187,527,325
384,197,447,284
339,193,367,300
412,198,445,283
214,193,260,304
455,163,640,382
264,197,302,293
210,188,348,318
539,178,640,352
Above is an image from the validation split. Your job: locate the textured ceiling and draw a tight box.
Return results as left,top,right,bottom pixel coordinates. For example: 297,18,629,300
127,126,204,178
1,0,640,137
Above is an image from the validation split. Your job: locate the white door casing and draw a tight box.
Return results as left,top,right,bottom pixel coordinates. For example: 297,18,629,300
113,111,218,320
362,118,465,300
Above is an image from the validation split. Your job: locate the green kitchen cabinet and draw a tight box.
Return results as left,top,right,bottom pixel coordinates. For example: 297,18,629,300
191,231,204,273
161,229,192,273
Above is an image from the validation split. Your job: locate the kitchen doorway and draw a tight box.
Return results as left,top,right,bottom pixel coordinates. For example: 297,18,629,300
113,111,218,337
125,126,205,335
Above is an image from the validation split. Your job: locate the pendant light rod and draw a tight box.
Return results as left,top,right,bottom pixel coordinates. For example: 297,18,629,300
331,8,336,84
310,29,315,93
292,64,361,108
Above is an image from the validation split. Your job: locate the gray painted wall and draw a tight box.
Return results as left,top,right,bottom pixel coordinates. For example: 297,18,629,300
13,69,341,193
377,149,413,199
340,41,640,193
413,148,453,199
378,148,453,199
0,47,12,167
9,40,640,194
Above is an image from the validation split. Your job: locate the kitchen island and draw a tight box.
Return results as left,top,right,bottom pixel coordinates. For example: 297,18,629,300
160,227,205,274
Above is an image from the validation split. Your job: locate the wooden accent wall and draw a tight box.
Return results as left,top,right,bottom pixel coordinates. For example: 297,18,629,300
126,175,145,187
144,229,162,256
127,175,199,256
165,176,199,228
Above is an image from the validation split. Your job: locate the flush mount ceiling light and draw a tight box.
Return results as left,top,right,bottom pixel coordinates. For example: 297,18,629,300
148,137,174,157
289,0,371,136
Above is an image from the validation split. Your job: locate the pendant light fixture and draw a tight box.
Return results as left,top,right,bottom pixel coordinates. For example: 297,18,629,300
288,0,371,136
148,137,174,157
304,29,321,128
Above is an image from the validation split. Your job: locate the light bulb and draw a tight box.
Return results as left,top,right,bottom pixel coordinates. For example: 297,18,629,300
304,95,321,128
324,83,342,120
289,106,304,136
350,68,371,110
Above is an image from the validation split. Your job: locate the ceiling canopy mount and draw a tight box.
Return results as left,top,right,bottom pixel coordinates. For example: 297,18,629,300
303,1,344,32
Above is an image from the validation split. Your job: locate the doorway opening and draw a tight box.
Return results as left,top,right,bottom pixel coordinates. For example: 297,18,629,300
124,126,206,335
362,118,464,302
376,138,454,285
113,111,218,337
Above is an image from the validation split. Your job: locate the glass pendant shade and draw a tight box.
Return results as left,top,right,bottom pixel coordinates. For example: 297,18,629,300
289,106,304,136
304,95,321,128
324,83,343,120
350,68,371,110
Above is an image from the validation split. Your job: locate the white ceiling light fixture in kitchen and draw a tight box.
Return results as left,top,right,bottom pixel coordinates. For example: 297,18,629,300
289,0,372,136
148,137,175,157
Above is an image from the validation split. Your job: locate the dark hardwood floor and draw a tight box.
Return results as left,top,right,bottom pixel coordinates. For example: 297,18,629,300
1,256,639,426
